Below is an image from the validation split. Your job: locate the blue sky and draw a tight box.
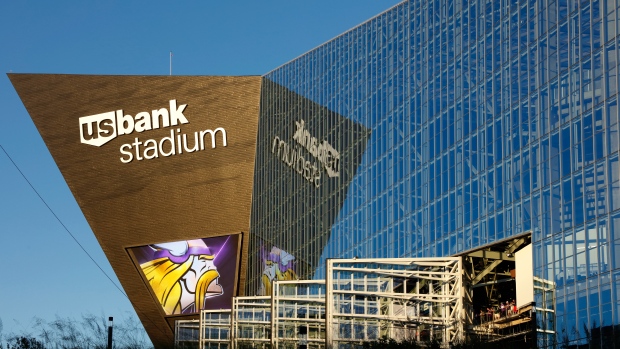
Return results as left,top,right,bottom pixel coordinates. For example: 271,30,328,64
0,0,402,341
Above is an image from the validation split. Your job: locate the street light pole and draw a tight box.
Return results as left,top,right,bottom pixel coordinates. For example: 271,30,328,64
107,316,113,349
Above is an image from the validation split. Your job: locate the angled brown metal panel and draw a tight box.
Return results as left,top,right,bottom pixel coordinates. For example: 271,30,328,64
9,74,262,348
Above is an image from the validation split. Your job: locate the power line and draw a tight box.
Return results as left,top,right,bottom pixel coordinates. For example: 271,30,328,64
0,144,168,338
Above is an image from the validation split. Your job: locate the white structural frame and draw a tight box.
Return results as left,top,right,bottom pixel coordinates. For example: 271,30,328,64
175,257,465,349
231,296,271,349
272,280,326,349
199,310,232,349
175,318,201,349
325,258,464,348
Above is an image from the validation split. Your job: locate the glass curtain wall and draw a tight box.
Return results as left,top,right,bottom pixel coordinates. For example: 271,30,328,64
252,0,620,347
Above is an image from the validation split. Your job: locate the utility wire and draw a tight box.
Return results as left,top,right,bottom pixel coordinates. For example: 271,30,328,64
0,144,168,338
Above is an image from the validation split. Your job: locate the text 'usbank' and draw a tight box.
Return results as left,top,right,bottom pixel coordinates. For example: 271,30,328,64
78,99,227,163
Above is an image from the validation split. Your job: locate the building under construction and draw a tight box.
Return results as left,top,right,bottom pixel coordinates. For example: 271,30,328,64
10,0,620,347
175,234,550,348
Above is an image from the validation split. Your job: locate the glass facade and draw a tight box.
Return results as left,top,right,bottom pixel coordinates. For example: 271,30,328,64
250,0,620,347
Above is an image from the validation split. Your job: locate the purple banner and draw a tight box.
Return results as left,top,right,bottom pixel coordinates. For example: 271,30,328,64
130,234,239,315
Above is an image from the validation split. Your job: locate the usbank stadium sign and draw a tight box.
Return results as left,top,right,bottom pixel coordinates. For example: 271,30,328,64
78,99,227,163
271,119,340,188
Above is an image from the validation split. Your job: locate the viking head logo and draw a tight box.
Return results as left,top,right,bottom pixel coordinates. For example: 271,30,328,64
140,239,223,315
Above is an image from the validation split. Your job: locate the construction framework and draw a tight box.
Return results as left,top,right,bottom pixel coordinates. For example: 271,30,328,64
272,280,326,349
325,258,464,348
175,319,201,349
232,296,272,349
175,311,232,349
175,257,467,348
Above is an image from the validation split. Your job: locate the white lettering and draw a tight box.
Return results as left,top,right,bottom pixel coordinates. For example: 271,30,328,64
119,143,133,163
200,127,227,150
143,139,159,160
79,100,227,163
134,111,152,133
117,127,227,163
151,108,170,129
169,99,189,126
116,110,135,136
132,138,143,161
80,100,188,147
79,111,117,147
176,129,183,155
159,129,176,157
183,132,199,153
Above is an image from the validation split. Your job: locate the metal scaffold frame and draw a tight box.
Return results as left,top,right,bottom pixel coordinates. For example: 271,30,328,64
175,318,201,349
175,311,232,349
232,296,272,349
175,257,465,349
272,280,326,349
201,311,232,349
325,258,464,348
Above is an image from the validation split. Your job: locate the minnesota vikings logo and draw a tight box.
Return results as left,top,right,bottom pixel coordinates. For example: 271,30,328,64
259,246,297,296
138,239,224,315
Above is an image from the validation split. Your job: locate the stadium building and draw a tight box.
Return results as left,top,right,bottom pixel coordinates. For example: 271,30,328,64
9,0,620,348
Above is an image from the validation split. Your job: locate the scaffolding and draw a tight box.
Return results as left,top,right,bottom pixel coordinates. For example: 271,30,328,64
200,311,232,349
174,257,467,349
326,258,464,348
232,296,272,349
272,280,326,349
175,311,232,349
175,318,201,349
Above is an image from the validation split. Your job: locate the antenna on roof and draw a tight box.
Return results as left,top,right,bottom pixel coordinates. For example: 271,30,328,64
169,51,173,76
